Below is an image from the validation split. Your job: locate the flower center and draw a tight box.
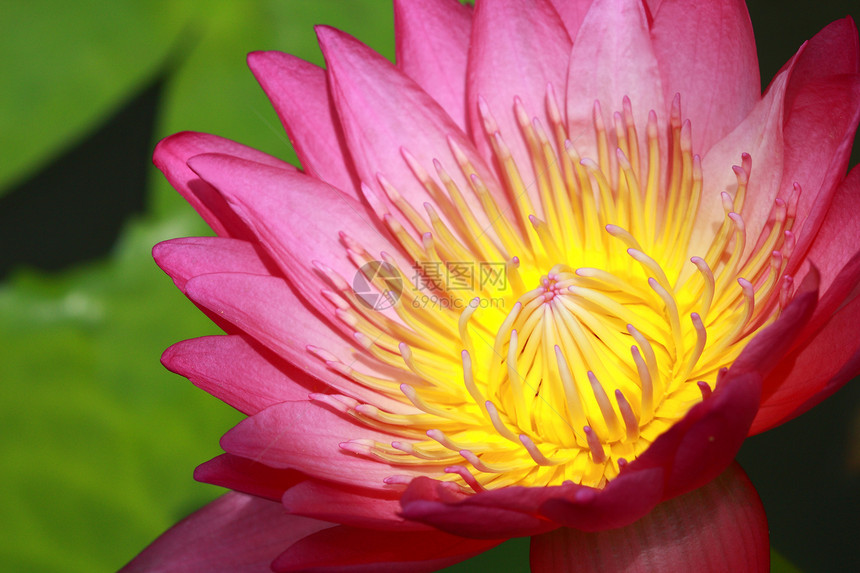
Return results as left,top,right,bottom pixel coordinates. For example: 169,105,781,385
314,90,798,491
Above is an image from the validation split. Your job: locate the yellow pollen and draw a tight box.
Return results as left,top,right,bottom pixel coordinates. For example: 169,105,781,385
315,88,799,491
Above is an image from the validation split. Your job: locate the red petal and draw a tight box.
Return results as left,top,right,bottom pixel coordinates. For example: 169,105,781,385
119,492,332,573
530,463,769,572
650,0,760,153
271,525,500,573
194,454,305,502
282,480,430,531
247,51,361,198
394,0,472,129
152,131,294,239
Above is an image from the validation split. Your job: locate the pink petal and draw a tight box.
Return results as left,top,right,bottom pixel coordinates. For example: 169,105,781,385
393,0,472,130
247,51,361,198
186,153,395,312
692,64,790,260
316,25,503,233
566,0,665,162
548,0,593,38
752,260,860,433
119,492,332,573
220,399,440,491
530,463,769,573
271,525,501,573
162,335,324,415
650,0,760,153
153,236,276,293
153,131,294,239
182,272,412,413
281,480,431,531
195,453,305,502
467,0,572,213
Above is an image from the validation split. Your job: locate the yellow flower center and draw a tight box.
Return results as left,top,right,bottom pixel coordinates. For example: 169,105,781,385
317,91,797,490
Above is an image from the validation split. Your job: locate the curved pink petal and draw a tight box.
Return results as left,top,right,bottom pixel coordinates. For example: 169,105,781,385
120,492,333,573
317,25,503,232
195,453,305,502
153,236,277,292
281,480,430,531
162,335,323,415
186,153,394,312
153,131,294,239
182,272,412,413
220,399,439,491
566,0,665,163
650,0,760,153
247,51,361,198
271,525,501,573
393,0,472,130
530,463,769,573
467,0,571,213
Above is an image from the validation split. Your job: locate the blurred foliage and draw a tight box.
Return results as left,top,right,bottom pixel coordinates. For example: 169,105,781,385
1,1,857,571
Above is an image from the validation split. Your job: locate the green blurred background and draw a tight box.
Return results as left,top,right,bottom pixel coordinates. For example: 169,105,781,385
0,1,857,571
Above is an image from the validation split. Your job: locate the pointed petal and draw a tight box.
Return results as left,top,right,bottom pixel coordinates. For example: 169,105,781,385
186,153,394,311
247,51,361,198
271,525,500,573
318,25,502,231
182,272,411,412
119,492,332,573
220,400,440,490
195,454,305,502
650,0,760,152
162,335,324,415
153,131,294,239
468,0,571,212
153,236,277,292
566,0,665,161
282,480,430,531
394,0,472,129
530,463,769,573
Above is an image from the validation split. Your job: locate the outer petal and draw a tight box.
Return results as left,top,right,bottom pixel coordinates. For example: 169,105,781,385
153,236,277,293
467,0,571,213
566,0,665,162
186,153,394,312
220,399,440,491
281,480,430,531
195,454,305,502
271,525,501,573
120,492,332,573
650,0,760,153
182,272,412,413
247,51,361,198
317,25,503,232
530,463,769,573
394,0,472,130
152,131,295,239
162,335,323,415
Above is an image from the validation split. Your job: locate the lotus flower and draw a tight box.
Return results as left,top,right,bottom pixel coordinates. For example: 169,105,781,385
124,0,860,571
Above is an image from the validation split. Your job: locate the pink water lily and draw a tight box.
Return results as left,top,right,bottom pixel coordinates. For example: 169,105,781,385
124,0,860,571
